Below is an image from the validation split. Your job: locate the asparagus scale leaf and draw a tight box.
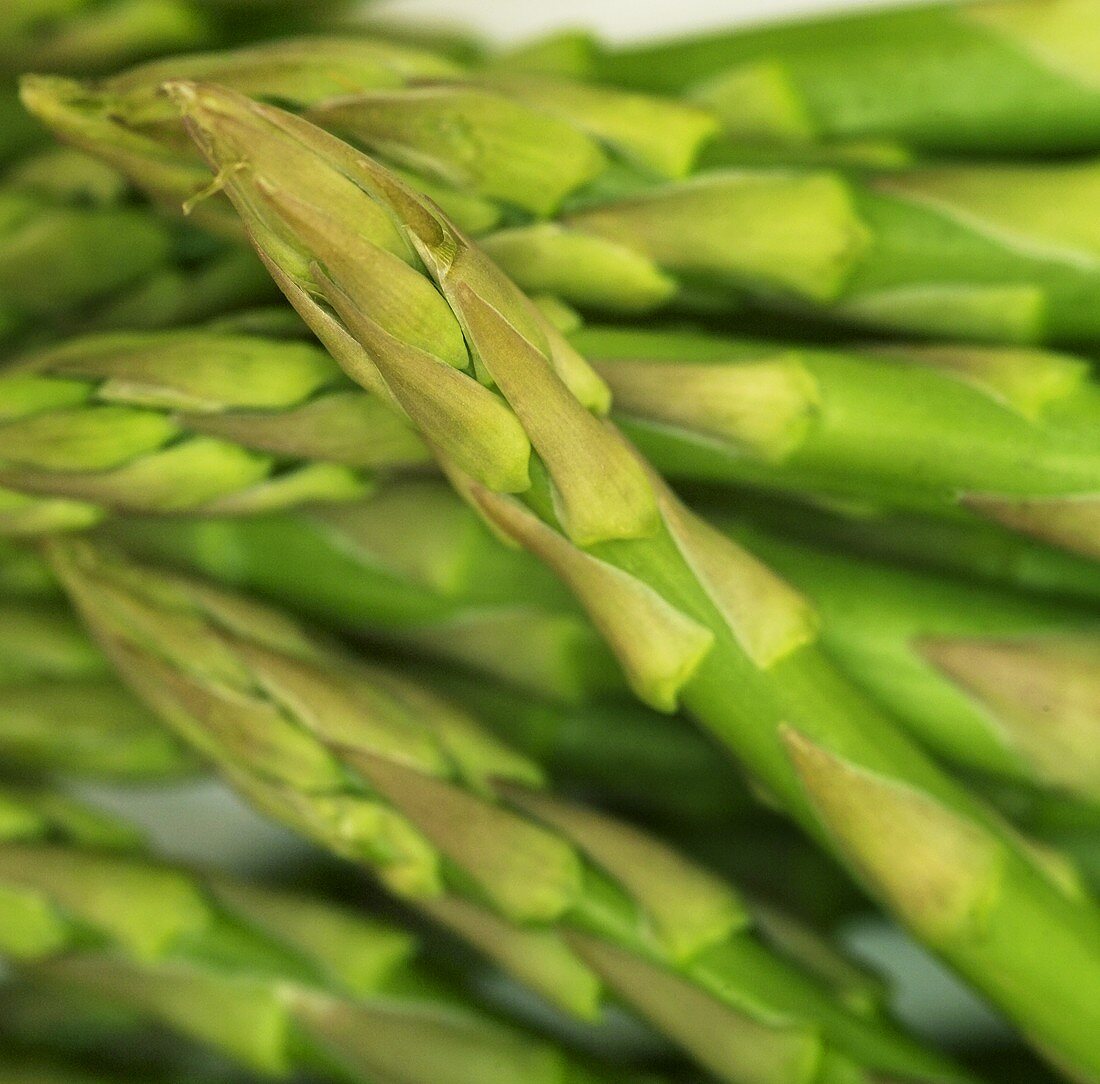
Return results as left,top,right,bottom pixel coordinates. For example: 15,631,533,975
163,81,1100,1081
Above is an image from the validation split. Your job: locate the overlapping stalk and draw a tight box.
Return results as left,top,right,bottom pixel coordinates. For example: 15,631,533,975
0,149,280,352
0,329,429,533
0,602,192,781
26,40,1100,343
9,309,1100,568
593,0,1100,157
162,82,1100,1079
0,785,630,1084
48,536,968,1084
574,326,1100,564
721,490,1100,608
112,478,1100,807
716,517,1100,805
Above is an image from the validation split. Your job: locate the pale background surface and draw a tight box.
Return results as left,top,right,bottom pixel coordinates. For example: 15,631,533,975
371,0,918,43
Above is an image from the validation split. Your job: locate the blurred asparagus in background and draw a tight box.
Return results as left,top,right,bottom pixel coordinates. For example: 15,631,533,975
0,785,640,1084
0,150,280,354
111,478,1100,808
0,329,430,533
0,602,192,782
47,536,970,1084
591,0,1100,158
717,488,1100,607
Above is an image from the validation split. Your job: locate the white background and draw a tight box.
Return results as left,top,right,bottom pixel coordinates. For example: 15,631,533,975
371,0,917,43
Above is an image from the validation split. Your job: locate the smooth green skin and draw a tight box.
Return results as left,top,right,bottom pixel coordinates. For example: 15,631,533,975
581,512,1100,1081
596,1,1100,155
716,519,1100,797
50,541,970,1084
0,792,617,1084
576,326,1100,516
717,488,1100,608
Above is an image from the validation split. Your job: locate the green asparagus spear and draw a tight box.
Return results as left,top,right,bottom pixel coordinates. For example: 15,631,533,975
574,326,1100,564
594,0,1100,158
32,45,1100,344
0,328,430,532
714,516,1100,805
111,476,1100,807
717,488,1100,608
0,785,634,1084
0,0,208,78
167,82,1100,1078
0,602,193,781
47,536,969,1084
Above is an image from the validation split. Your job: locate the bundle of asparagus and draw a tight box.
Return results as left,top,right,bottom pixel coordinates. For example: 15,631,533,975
2,2,1100,1083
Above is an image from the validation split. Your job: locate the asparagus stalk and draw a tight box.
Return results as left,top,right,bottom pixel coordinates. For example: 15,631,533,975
166,82,1100,1079
0,0,209,78
0,182,173,347
574,326,1100,564
19,310,1098,568
593,0,1100,158
0,602,193,782
715,516,1100,805
112,476,1100,808
48,536,968,1084
722,489,1100,608
0,328,430,533
0,786,633,1084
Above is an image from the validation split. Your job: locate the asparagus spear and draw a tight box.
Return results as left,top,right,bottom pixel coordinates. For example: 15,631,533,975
715,516,1100,805
166,82,1100,1079
0,785,634,1084
0,602,193,781
112,477,1100,807
720,489,1100,608
19,37,711,238
594,0,1100,158
0,0,208,78
0,329,429,532
574,326,1100,564
30,48,1100,346
48,536,968,1084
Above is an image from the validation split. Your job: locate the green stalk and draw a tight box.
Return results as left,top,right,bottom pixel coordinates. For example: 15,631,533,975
0,0,209,77
19,36,711,238
0,602,193,781
719,489,1100,608
574,325,1100,564
0,149,279,352
0,328,429,533
593,0,1100,157
48,537,968,1084
112,476,1100,809
167,82,1100,1079
0,786,631,1084
714,516,1100,805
